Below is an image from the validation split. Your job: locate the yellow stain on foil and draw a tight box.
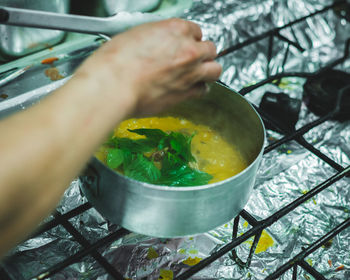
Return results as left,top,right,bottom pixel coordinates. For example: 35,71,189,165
224,223,229,228
158,269,173,280
287,149,292,154
147,247,159,260
188,249,198,254
104,116,247,184
306,258,313,266
178,248,186,254
246,230,274,254
274,78,294,90
183,256,202,266
244,81,257,87
243,221,249,228
300,190,317,204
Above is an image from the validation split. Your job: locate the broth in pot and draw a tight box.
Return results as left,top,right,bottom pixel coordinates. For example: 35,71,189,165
96,116,247,185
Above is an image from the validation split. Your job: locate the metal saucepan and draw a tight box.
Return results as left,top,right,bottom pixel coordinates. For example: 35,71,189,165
80,82,265,237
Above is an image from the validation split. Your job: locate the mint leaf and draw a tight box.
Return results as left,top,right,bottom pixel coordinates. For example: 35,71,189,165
168,132,196,162
158,137,168,150
106,149,124,169
159,164,212,186
104,136,118,148
124,154,161,183
117,137,154,153
103,128,212,187
161,152,185,171
128,128,168,149
128,128,166,141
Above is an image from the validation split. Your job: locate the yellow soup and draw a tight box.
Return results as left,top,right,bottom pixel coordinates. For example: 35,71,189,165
96,116,247,184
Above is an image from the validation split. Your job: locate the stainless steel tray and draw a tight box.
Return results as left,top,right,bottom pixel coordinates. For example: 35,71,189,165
0,0,69,61
0,35,101,118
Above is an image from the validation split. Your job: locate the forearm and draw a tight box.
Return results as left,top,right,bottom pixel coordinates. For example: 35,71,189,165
0,71,134,258
0,18,221,259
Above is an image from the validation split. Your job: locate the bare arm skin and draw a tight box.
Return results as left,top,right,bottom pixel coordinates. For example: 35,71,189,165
0,19,221,258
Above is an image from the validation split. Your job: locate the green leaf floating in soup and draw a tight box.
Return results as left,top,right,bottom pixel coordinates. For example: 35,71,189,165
95,117,248,186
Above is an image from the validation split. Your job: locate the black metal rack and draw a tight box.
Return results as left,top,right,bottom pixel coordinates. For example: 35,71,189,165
1,1,350,279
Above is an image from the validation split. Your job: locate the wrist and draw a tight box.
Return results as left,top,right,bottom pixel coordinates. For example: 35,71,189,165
70,66,138,122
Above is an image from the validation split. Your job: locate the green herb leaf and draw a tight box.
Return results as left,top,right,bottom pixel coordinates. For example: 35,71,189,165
128,128,167,143
124,154,161,183
161,152,185,171
158,137,168,150
117,137,154,153
106,148,124,169
103,128,212,187
159,163,212,186
104,136,118,148
168,132,196,162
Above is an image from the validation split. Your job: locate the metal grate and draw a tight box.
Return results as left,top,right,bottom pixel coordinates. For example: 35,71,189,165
2,1,350,279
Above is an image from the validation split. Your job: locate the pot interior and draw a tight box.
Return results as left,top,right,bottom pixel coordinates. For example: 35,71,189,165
154,82,265,167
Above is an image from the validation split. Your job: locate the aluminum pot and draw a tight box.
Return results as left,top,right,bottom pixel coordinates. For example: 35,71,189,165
80,82,265,237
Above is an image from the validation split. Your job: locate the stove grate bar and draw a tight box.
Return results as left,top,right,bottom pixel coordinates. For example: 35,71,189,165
266,35,274,78
239,37,350,96
30,202,92,238
239,72,313,95
217,1,345,58
275,33,304,52
31,210,124,280
230,212,262,268
294,137,345,172
32,226,129,280
258,108,345,172
174,166,350,280
298,260,327,280
265,217,350,280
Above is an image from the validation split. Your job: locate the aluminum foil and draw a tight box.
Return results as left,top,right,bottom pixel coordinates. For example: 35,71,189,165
2,0,350,279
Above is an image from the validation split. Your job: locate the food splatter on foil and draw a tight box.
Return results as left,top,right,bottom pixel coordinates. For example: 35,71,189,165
1,0,350,279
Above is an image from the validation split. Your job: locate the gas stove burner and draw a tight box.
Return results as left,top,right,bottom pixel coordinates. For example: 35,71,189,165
303,69,350,121
333,0,350,22
259,92,301,132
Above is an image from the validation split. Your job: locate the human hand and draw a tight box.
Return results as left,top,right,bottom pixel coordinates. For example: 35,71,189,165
75,18,222,116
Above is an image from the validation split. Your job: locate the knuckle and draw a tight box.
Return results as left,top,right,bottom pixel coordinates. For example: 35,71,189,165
184,44,200,60
168,18,190,34
207,41,217,54
174,43,200,66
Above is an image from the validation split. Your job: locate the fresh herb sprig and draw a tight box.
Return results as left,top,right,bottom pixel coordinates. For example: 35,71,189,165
104,128,212,186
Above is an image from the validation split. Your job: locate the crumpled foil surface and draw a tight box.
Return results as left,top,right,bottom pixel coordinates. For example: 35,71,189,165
2,0,350,279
